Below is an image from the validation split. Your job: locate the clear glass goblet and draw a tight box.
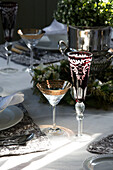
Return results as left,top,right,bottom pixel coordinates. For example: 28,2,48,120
17,29,45,73
0,1,18,73
36,80,72,135
68,51,92,140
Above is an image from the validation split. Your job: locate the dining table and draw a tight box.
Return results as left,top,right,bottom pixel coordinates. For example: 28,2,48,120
0,41,113,170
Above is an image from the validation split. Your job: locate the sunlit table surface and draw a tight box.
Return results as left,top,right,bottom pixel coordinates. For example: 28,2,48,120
0,56,113,170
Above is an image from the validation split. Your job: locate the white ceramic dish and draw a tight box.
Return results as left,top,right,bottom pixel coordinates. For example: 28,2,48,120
0,105,23,130
38,41,58,50
37,34,67,50
83,154,113,170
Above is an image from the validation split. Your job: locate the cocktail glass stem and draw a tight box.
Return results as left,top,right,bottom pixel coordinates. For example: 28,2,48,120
29,48,34,72
75,102,85,136
52,105,56,129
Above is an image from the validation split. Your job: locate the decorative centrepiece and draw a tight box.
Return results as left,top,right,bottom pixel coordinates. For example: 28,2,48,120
36,80,72,136
68,51,92,139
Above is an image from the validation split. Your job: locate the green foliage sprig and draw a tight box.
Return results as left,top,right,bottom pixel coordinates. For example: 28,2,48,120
54,0,113,27
32,60,113,109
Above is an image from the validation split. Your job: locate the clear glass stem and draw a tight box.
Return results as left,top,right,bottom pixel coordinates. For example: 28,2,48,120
6,53,10,66
78,119,83,136
29,48,34,71
4,41,12,66
52,105,56,129
75,102,85,136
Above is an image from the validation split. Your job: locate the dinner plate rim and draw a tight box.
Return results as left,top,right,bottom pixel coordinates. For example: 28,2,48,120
0,105,23,131
19,37,59,51
83,154,113,170
37,41,59,50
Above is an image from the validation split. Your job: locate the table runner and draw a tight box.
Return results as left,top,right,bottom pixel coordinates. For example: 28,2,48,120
0,42,65,66
0,104,51,157
87,134,113,154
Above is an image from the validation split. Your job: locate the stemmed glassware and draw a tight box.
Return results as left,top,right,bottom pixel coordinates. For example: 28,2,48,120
36,80,72,135
0,1,18,73
17,29,45,73
68,51,92,139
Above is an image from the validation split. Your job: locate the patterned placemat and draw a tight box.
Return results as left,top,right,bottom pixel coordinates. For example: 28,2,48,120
0,104,51,157
0,42,65,66
87,134,113,154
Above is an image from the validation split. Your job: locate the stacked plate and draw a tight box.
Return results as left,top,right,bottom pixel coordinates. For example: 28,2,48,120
0,105,23,131
83,154,113,170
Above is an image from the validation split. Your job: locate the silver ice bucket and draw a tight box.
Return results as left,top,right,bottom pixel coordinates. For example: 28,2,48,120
68,25,112,53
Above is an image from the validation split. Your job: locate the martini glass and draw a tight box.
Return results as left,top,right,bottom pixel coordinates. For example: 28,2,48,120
17,29,45,73
68,51,92,140
36,80,72,135
0,1,18,73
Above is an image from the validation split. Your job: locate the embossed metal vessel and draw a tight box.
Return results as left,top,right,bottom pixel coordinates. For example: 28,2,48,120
68,25,112,52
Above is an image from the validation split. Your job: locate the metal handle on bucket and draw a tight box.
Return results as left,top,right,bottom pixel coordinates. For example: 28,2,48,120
58,40,68,56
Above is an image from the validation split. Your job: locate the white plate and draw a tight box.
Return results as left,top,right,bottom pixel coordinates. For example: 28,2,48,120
37,41,59,50
83,154,113,170
0,106,23,130
37,34,67,50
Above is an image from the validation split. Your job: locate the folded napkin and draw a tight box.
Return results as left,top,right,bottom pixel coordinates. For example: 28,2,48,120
0,92,24,112
43,19,67,35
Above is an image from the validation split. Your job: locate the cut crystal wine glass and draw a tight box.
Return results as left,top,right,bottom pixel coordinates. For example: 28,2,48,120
0,1,18,73
37,80,72,135
68,51,92,139
17,29,45,73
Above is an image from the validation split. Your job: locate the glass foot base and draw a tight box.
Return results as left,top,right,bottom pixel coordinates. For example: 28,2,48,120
74,133,92,142
22,67,30,73
43,127,64,136
22,67,34,75
40,125,75,138
0,68,18,74
40,125,75,149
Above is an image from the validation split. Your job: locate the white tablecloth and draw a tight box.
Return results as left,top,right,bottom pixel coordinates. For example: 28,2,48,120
0,57,113,170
